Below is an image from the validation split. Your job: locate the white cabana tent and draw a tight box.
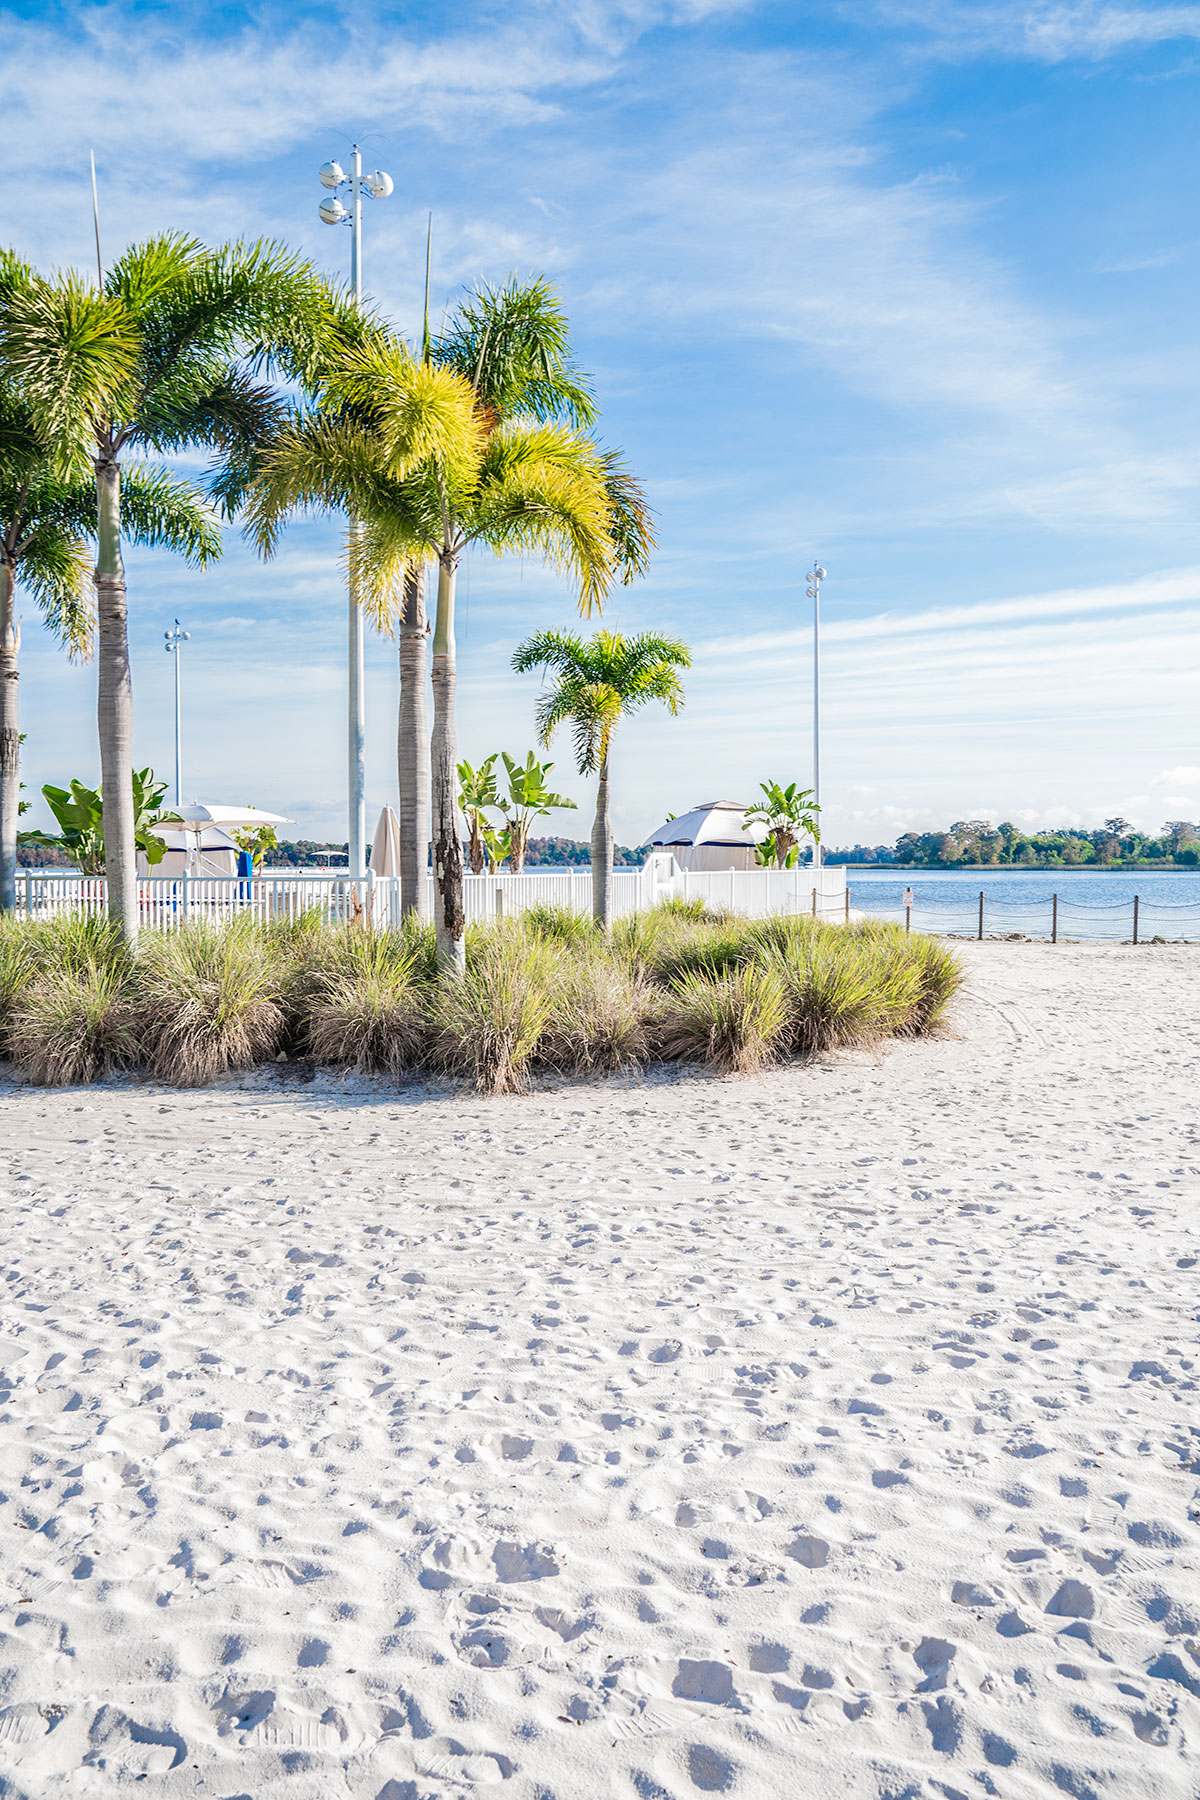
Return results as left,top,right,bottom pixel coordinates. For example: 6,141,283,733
641,800,768,872
138,827,239,878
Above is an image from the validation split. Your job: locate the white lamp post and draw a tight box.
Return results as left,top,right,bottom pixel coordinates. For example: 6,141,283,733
163,619,190,808
318,147,394,879
805,563,826,873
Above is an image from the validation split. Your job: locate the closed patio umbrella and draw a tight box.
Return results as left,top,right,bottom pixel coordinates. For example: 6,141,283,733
370,806,402,878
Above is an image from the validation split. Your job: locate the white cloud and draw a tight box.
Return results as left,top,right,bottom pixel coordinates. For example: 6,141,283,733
861,2,1200,62
1156,766,1200,783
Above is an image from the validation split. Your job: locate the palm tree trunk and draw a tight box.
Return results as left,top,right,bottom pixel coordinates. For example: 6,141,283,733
397,563,430,920
591,749,614,928
95,452,137,943
430,552,464,970
0,559,19,915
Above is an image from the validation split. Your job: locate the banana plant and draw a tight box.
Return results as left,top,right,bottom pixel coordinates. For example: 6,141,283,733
21,767,173,874
745,780,820,870
457,754,500,875
497,751,576,874
483,823,511,874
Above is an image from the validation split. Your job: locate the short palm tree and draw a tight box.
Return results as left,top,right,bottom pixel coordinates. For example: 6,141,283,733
0,236,333,940
512,628,690,926
0,253,219,912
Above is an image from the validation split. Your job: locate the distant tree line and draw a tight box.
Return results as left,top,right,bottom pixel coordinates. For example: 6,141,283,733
891,818,1200,869
259,836,651,870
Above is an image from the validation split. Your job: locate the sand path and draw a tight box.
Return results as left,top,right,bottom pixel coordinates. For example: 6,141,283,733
0,942,1197,1798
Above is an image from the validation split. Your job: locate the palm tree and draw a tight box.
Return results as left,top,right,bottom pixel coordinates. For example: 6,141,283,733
1,236,333,940
248,287,653,970
511,628,690,926
240,337,481,928
0,253,220,910
419,278,654,967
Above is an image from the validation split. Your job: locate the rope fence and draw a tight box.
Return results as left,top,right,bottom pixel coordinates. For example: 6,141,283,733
852,888,1198,943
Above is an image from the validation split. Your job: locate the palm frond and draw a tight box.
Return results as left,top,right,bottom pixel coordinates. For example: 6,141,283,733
0,272,139,455
119,465,222,567
18,529,94,659
333,339,483,487
512,627,690,775
436,275,597,428
599,447,656,584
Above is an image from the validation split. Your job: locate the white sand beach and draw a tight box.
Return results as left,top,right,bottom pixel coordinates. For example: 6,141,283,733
0,940,1197,1798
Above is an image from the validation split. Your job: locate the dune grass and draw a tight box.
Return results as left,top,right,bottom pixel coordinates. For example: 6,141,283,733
0,902,961,1089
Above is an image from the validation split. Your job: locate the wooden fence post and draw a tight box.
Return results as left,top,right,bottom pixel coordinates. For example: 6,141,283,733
1052,893,1057,943
1133,894,1139,945
978,890,984,940
844,887,850,924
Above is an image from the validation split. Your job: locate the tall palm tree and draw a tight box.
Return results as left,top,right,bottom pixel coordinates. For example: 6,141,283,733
248,296,653,970
0,252,220,911
240,339,481,927
1,236,333,940
420,278,654,967
512,628,690,926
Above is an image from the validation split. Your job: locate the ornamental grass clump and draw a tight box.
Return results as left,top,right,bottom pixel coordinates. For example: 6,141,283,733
657,960,789,1074
900,930,962,1034
522,903,598,950
0,916,36,1052
770,931,922,1057
134,918,285,1086
305,928,428,1077
8,958,138,1084
539,950,655,1075
432,926,561,1094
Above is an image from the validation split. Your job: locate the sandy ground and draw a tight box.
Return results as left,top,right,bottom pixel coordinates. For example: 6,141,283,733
0,941,1197,1799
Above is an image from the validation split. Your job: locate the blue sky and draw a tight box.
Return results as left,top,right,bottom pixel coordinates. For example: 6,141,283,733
9,0,1200,846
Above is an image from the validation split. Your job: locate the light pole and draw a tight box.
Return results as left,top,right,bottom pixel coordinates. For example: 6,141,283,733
318,147,394,879
805,563,826,873
164,619,190,808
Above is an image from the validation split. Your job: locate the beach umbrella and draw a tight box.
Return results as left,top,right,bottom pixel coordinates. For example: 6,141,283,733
158,804,292,833
370,806,402,877
155,804,292,875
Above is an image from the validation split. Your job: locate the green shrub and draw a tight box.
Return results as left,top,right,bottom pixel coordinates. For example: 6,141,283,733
657,961,789,1074
135,919,286,1086
432,927,561,1093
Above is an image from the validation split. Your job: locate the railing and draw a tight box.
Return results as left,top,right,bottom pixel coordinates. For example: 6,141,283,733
856,888,1196,943
15,859,849,929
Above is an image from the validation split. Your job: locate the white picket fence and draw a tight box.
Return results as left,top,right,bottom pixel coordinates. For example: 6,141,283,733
14,857,848,930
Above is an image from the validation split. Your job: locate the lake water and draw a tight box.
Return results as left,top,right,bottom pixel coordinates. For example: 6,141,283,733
845,867,1200,941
